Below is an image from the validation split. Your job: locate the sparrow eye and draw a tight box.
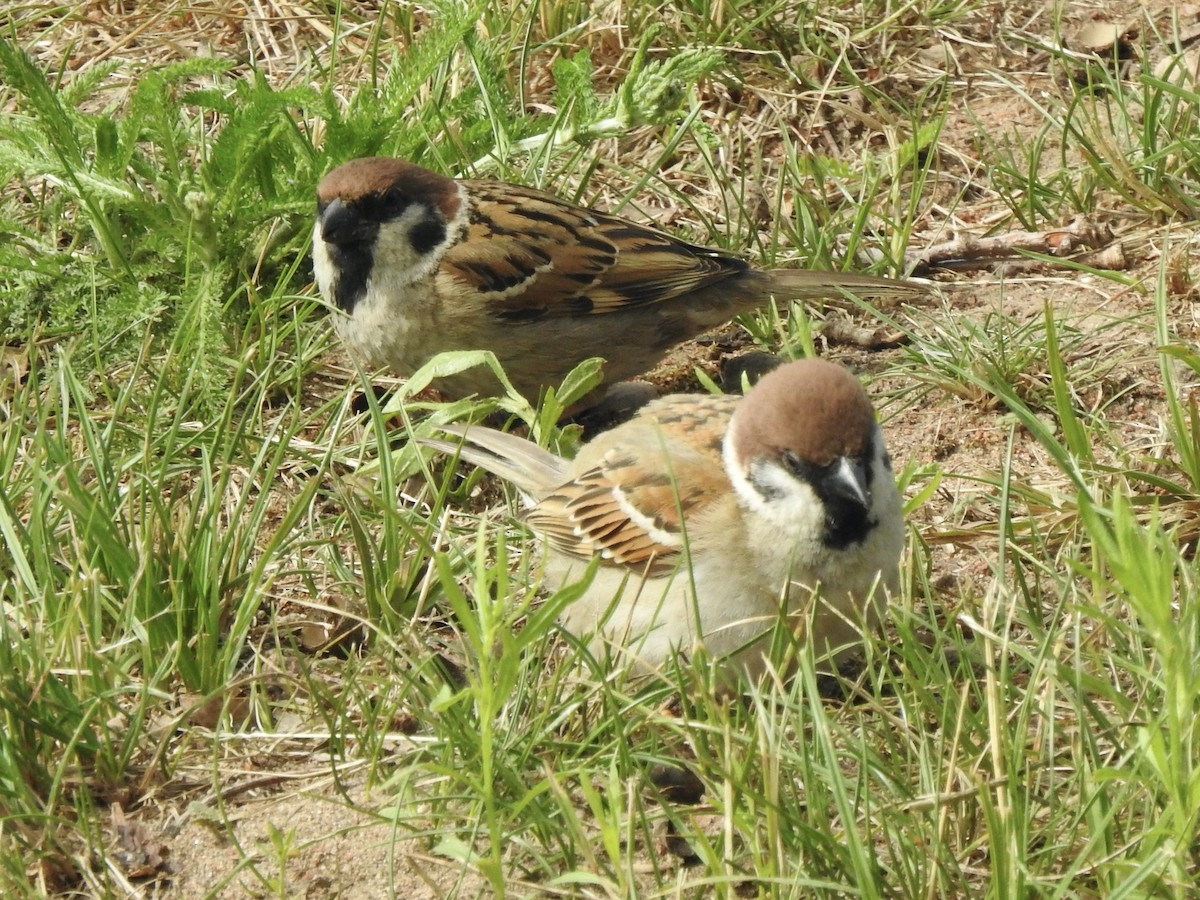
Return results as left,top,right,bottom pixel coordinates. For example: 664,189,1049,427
369,188,410,221
780,449,821,481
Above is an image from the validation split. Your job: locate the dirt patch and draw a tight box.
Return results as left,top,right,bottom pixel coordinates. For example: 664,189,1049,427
149,770,484,898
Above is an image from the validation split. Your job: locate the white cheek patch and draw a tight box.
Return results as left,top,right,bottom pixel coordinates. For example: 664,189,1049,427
722,431,825,533
372,204,454,286
747,460,826,529
311,223,337,297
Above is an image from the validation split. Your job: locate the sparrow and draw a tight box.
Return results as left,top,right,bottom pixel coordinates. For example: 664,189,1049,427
423,358,905,682
313,157,927,405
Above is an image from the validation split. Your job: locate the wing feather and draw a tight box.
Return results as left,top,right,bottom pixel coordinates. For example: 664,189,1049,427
527,396,738,575
428,396,741,580
440,183,750,321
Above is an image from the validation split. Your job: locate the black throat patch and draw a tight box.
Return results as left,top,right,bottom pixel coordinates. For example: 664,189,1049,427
327,236,376,313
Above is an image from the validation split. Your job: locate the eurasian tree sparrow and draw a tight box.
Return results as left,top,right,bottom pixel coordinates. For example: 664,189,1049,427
313,157,927,404
424,358,905,681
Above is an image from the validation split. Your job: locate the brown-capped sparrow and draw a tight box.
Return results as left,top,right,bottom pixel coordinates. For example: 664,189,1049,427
313,157,927,404
423,358,905,681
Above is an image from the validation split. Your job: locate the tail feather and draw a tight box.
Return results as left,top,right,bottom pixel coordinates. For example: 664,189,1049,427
421,423,569,498
765,268,928,300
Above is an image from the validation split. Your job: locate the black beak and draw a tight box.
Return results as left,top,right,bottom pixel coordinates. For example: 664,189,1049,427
318,197,374,246
824,455,871,510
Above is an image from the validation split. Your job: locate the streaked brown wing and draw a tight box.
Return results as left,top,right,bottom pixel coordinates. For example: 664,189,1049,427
528,399,736,576
441,182,750,321
634,394,738,463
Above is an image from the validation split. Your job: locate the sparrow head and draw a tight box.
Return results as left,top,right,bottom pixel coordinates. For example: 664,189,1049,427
313,157,463,312
724,358,889,549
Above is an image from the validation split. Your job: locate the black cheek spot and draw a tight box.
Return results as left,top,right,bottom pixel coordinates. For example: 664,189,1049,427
409,217,447,255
